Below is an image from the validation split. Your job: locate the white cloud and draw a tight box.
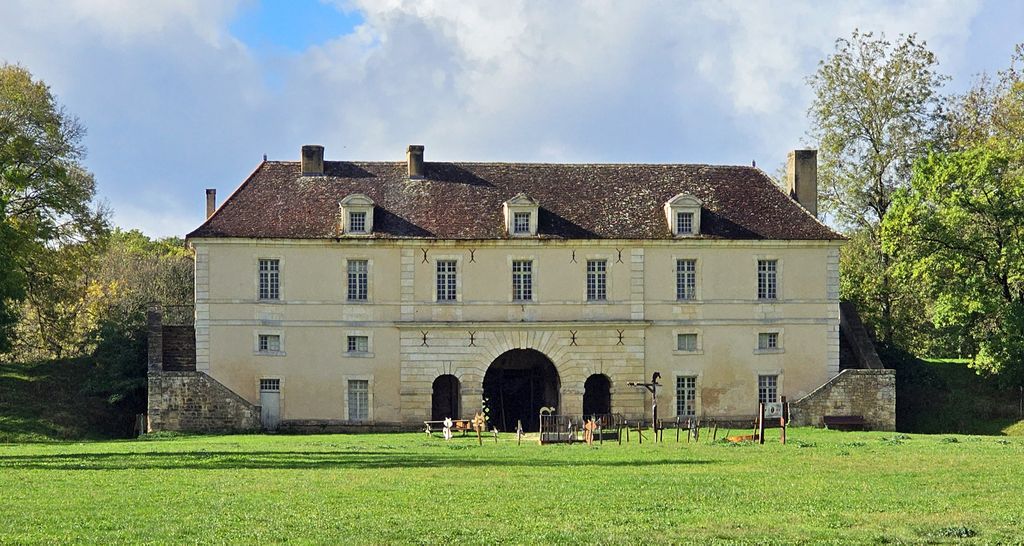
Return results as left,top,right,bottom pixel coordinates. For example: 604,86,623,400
0,0,1002,236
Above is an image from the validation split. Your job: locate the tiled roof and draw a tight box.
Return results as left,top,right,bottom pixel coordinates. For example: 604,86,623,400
187,161,842,240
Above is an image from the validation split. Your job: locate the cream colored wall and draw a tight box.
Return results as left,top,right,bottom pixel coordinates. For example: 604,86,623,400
192,238,841,424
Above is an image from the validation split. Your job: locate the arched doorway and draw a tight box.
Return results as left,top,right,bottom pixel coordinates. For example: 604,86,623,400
483,349,560,432
431,374,460,421
583,374,611,417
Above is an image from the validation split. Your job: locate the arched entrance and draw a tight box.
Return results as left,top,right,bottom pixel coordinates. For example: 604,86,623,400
583,374,611,417
483,349,560,432
431,374,460,420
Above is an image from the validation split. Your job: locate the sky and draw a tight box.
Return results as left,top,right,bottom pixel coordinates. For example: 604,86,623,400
1,0,1022,238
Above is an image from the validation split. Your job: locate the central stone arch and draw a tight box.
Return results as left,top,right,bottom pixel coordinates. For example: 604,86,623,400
482,349,560,432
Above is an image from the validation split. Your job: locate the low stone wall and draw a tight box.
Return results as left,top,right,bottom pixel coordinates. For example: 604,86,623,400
147,371,261,433
790,369,895,431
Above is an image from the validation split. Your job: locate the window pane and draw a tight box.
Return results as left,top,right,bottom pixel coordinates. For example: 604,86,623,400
758,332,778,350
676,376,696,416
676,212,693,234
349,379,369,421
347,336,368,353
677,333,697,351
258,259,280,300
348,260,368,301
758,259,777,300
258,334,280,352
436,260,457,301
349,211,366,233
586,260,606,301
260,378,280,392
758,375,778,405
676,259,696,300
512,260,533,301
513,212,531,234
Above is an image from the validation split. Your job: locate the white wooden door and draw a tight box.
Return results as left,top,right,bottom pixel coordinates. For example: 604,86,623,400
259,378,281,431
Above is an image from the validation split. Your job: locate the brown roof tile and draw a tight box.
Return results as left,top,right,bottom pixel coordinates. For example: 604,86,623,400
187,160,842,240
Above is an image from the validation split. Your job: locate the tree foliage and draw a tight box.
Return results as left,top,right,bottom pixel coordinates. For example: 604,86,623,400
807,30,948,344
883,145,1024,383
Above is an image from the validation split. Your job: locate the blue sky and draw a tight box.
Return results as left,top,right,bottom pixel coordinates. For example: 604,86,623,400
1,0,1022,237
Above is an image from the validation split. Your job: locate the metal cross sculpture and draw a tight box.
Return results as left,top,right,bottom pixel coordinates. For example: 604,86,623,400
627,372,662,436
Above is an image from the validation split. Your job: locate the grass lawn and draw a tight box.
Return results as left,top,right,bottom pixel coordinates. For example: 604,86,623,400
1,429,1022,544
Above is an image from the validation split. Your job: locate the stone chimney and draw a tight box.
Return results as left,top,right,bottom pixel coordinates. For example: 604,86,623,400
786,149,818,217
205,189,216,219
301,144,324,175
407,145,425,179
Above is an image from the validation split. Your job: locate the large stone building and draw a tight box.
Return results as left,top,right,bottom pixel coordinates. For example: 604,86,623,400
146,144,896,433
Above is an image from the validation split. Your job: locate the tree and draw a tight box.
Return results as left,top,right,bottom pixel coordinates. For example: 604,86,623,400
807,30,948,344
0,63,108,357
883,145,1024,384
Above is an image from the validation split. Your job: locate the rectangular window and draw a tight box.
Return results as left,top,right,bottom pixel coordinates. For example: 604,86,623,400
513,212,531,234
677,333,698,352
676,376,697,417
347,335,369,353
676,259,696,300
758,375,778,406
349,211,366,233
258,259,280,300
676,211,694,234
348,379,369,421
436,260,457,301
259,378,280,392
258,334,281,353
758,332,779,350
586,260,607,301
512,260,533,301
757,259,778,300
347,260,368,301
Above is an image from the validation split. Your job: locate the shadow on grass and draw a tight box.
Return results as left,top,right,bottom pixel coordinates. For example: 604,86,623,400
0,450,712,471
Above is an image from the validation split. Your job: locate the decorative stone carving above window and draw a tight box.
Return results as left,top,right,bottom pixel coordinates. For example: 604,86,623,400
339,194,374,236
502,193,539,237
664,193,702,236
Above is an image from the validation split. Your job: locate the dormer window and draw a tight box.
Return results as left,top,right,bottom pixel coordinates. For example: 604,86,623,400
665,193,702,237
503,193,539,237
339,194,374,236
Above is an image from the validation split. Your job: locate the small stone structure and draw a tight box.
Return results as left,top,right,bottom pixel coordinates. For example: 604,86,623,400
789,369,896,430
146,307,260,433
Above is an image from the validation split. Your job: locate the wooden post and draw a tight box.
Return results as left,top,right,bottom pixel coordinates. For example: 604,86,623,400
675,417,680,443
626,423,630,443
757,403,766,445
637,422,643,445
780,397,788,445
712,423,718,442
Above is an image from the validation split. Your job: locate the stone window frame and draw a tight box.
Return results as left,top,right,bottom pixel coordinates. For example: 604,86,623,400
754,254,782,301
344,256,373,303
255,255,284,302
253,328,286,356
672,256,701,301
508,255,537,303
672,371,703,418
338,193,375,236
344,374,374,422
672,327,703,355
753,327,784,354
581,252,614,303
755,370,784,407
503,193,540,237
432,255,463,303
343,329,374,358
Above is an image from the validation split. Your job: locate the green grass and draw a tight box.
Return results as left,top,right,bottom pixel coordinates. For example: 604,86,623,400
0,359,128,443
2,429,1023,544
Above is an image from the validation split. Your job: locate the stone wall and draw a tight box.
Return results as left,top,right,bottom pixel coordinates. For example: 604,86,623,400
147,371,261,433
789,369,895,431
162,326,196,371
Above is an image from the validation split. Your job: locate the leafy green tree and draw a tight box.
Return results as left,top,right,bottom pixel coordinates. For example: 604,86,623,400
1,63,108,356
808,30,948,344
883,145,1024,383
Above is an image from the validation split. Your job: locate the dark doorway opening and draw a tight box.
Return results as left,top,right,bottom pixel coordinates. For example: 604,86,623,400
482,349,560,432
431,374,460,420
583,374,611,417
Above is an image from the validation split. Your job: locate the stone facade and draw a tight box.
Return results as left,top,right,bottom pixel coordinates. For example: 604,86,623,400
147,371,261,432
789,369,896,430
